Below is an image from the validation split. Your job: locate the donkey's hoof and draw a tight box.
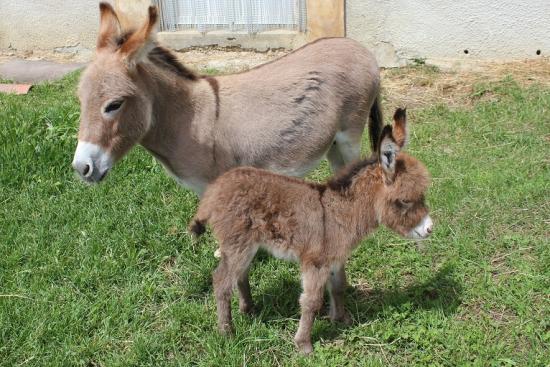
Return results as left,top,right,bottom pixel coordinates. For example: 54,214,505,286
218,323,235,336
330,311,352,325
239,303,255,315
295,338,313,355
214,248,222,258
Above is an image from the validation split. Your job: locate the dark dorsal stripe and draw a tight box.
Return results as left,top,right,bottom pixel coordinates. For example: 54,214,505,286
148,45,198,81
327,156,378,192
203,76,220,119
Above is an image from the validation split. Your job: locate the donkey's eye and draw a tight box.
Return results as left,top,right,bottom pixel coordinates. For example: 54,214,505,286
104,100,124,114
396,199,413,209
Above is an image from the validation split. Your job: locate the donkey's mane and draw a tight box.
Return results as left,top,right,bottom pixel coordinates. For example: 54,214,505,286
327,156,378,192
148,44,199,81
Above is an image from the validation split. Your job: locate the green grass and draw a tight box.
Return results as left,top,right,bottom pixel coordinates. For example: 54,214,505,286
1,70,549,366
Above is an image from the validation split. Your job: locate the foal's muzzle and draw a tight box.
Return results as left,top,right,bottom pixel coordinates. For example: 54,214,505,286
72,141,113,183
407,215,434,240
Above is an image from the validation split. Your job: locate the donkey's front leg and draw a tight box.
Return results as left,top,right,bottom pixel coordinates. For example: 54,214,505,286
328,264,351,324
294,265,330,354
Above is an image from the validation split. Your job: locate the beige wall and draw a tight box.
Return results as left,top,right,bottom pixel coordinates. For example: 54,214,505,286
113,0,151,30
347,0,550,67
306,0,344,41
0,0,152,53
3,0,548,67
0,1,99,52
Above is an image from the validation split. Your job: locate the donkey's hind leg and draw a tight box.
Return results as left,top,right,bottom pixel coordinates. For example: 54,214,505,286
327,129,363,173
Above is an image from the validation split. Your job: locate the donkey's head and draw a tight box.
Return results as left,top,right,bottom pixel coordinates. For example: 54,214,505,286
72,3,158,183
375,108,433,239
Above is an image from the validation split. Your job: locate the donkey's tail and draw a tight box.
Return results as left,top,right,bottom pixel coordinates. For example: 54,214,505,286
368,95,383,153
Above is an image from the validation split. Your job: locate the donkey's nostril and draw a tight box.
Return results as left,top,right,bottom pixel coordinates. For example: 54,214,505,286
78,162,93,178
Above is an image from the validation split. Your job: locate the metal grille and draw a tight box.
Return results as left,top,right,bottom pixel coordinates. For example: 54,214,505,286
155,0,306,33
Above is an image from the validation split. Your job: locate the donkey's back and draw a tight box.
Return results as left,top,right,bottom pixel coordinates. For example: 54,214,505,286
214,37,382,178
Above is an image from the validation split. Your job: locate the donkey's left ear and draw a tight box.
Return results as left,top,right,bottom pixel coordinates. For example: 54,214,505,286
392,107,408,148
378,125,400,178
119,6,158,67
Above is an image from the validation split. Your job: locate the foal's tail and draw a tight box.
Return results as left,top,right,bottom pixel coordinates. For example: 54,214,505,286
189,203,210,237
368,95,383,153
188,190,215,237
189,217,207,237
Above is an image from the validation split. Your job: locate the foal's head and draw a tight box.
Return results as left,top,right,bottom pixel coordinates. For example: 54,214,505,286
375,108,433,239
331,108,433,239
72,3,159,183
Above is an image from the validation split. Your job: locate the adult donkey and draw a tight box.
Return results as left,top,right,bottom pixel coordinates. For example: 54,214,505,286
72,3,382,195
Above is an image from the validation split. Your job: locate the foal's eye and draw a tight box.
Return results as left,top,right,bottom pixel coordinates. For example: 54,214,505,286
104,100,124,114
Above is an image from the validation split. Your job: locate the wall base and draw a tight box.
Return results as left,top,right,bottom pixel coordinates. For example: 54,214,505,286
158,30,307,51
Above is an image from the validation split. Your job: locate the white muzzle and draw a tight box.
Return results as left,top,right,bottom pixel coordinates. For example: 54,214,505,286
72,141,113,183
408,215,433,240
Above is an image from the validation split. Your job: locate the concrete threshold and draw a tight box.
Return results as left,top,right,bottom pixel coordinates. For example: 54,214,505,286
158,30,307,51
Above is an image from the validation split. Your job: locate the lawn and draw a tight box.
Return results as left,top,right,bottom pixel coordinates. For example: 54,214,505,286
0,66,549,366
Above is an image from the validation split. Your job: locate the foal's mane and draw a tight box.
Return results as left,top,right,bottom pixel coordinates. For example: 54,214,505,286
327,156,378,192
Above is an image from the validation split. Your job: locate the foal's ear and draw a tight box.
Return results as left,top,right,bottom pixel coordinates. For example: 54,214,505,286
392,107,408,148
378,125,400,179
97,2,122,50
119,6,158,67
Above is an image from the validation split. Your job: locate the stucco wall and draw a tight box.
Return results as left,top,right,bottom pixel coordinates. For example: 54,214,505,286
347,0,550,67
2,0,549,67
0,1,99,52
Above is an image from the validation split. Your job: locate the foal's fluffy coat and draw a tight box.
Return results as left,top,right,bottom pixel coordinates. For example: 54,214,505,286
190,109,433,354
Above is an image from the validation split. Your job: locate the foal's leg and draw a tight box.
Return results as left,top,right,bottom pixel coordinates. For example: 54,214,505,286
213,255,235,334
294,264,330,354
327,264,351,324
213,245,257,334
237,247,258,315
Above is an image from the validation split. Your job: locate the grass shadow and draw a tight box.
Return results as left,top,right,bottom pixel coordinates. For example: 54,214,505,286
251,263,462,341
348,263,462,322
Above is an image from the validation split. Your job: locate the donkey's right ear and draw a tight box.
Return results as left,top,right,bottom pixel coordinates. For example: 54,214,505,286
378,125,400,178
97,2,122,50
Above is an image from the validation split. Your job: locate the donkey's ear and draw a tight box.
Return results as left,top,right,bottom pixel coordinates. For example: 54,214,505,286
119,6,158,67
378,125,400,178
97,2,122,50
392,107,408,148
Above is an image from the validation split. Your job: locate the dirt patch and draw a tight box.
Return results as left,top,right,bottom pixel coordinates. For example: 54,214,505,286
381,58,550,111
0,49,92,64
175,47,288,74
2,47,548,110
457,298,517,324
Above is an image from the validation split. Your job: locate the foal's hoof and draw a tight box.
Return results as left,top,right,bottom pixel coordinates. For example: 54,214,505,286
214,248,221,258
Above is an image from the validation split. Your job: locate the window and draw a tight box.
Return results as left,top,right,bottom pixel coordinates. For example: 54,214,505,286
155,0,307,33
